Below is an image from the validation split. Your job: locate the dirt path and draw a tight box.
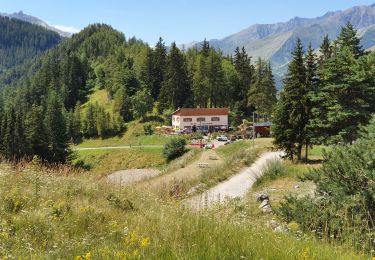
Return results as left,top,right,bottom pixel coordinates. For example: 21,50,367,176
136,149,223,189
189,151,284,208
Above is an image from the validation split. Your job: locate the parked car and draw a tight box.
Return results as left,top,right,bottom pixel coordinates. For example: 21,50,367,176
216,135,228,141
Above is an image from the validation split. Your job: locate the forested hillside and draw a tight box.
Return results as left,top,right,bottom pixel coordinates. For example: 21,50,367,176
0,24,276,163
0,16,62,73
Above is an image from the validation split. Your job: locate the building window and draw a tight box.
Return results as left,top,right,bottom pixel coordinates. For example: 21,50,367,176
183,118,192,122
197,117,206,122
211,117,220,121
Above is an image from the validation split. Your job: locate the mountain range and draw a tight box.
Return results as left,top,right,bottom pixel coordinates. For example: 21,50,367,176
186,4,375,84
3,4,375,87
0,11,73,37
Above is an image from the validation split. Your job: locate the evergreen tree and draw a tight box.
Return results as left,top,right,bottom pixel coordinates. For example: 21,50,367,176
25,104,49,159
248,58,277,119
200,38,210,57
1,106,16,159
66,102,82,144
233,46,254,115
159,42,191,109
152,37,167,100
304,43,318,161
319,34,332,64
113,87,133,122
13,110,27,160
82,103,97,138
273,39,308,161
207,48,225,107
61,53,88,108
139,47,155,94
192,54,209,107
44,91,70,163
311,46,375,144
222,59,240,108
335,22,364,58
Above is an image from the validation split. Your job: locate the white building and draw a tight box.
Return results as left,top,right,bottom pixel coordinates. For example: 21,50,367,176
172,108,229,132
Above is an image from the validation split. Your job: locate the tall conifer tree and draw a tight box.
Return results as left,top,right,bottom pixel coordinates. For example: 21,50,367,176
273,39,308,160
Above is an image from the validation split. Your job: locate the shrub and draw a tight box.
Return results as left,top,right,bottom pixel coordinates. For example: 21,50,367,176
106,193,134,211
143,123,154,135
277,116,375,252
163,137,187,161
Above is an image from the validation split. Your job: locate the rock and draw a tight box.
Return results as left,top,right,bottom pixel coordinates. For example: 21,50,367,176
267,220,279,229
261,205,272,213
259,199,269,208
259,199,272,213
257,193,269,202
274,225,288,233
294,185,300,189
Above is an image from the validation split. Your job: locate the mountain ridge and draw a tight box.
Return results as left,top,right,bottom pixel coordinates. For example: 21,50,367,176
184,4,375,87
0,11,74,37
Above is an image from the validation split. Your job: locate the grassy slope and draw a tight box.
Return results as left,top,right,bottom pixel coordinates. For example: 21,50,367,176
249,145,328,211
74,91,171,176
75,147,165,177
0,165,364,259
75,120,170,148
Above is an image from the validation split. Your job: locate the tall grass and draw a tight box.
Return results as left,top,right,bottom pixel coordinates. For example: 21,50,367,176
253,159,285,188
0,164,364,259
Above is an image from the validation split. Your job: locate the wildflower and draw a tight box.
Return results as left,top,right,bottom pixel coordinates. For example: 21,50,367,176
124,231,138,246
300,247,313,260
132,249,139,257
140,237,150,248
75,252,92,260
85,252,92,260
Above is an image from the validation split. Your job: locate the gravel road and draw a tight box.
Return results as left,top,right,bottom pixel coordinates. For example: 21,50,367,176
189,151,284,208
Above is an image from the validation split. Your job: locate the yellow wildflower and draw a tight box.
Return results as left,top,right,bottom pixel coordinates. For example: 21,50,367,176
85,252,92,260
140,237,150,248
132,249,139,257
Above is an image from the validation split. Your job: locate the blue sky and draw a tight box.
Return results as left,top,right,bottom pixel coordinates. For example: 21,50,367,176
2,0,375,44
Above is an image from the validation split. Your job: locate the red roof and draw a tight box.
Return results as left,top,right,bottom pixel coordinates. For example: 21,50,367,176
172,108,229,116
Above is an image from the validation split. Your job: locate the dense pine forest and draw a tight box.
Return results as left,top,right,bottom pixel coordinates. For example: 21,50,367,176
0,16,61,73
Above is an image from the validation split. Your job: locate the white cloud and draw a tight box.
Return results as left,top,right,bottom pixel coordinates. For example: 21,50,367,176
49,24,81,34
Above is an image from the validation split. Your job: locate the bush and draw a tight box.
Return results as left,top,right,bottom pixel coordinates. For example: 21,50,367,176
277,117,375,252
163,137,187,161
143,123,154,135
